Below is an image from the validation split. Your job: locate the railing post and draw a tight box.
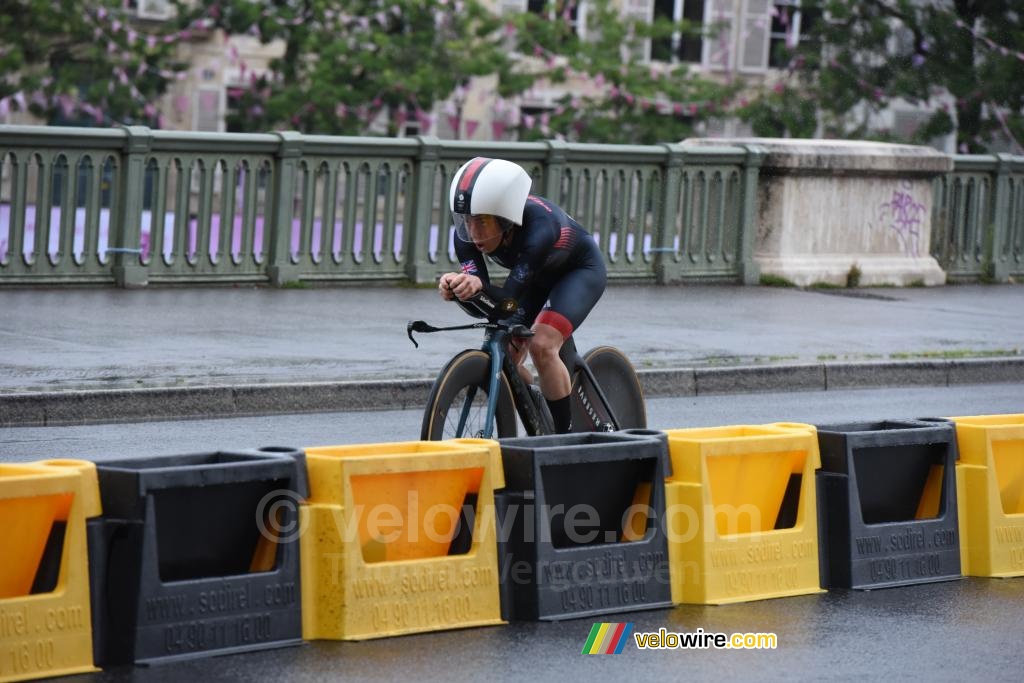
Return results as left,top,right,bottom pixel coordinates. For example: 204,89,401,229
738,144,765,285
654,143,685,284
267,131,303,287
543,139,569,199
986,153,1013,282
112,126,152,287
405,136,442,284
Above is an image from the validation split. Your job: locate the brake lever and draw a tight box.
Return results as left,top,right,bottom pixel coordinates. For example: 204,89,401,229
407,320,439,348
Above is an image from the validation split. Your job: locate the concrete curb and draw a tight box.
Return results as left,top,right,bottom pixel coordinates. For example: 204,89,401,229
2,357,1022,428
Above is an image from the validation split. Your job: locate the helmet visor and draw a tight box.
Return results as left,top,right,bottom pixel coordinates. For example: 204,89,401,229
452,213,508,245
453,213,472,242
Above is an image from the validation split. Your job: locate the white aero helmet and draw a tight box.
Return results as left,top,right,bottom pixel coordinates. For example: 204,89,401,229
449,157,532,242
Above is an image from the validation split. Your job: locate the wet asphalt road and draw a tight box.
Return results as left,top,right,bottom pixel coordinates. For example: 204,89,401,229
7,386,1022,682
58,578,1024,682
2,284,1022,392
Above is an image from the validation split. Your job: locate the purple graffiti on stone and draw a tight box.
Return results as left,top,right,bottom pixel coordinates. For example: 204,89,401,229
876,181,927,257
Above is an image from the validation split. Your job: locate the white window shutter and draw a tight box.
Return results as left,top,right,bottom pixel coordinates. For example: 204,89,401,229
624,0,654,24
500,0,528,14
738,0,771,71
704,0,736,71
623,0,655,63
137,0,173,20
194,87,223,132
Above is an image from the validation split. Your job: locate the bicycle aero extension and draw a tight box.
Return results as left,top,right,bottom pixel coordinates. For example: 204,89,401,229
407,292,647,440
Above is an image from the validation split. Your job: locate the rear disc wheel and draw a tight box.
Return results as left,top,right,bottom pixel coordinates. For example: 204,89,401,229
571,346,647,431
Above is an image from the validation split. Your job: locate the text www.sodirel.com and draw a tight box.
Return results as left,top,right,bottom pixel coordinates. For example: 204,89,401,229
634,628,778,650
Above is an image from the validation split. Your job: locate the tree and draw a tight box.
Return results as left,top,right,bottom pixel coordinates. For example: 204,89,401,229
509,0,741,144
203,0,528,136
739,0,1024,153
0,0,187,126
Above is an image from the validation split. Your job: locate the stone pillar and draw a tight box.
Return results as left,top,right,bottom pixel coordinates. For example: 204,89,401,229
684,138,952,286
112,126,153,288
405,136,442,284
267,131,303,287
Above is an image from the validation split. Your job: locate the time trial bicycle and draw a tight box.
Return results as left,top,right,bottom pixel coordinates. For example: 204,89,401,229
408,291,646,440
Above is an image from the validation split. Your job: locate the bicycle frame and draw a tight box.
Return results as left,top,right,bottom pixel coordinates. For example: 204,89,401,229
454,326,546,438
459,326,623,439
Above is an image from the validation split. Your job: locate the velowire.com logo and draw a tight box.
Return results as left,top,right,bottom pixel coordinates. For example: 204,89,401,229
581,623,634,655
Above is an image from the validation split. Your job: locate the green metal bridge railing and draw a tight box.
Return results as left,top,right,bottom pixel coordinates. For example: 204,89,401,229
1,124,1020,287
931,154,1024,281
0,126,761,287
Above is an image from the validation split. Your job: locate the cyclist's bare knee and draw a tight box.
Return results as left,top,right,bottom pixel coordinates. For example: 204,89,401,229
528,325,561,361
529,323,570,397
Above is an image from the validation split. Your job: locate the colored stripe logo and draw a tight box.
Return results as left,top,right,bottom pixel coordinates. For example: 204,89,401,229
582,622,634,655
458,157,491,193
553,226,573,249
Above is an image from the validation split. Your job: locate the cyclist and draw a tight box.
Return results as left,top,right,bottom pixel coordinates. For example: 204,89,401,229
438,157,607,433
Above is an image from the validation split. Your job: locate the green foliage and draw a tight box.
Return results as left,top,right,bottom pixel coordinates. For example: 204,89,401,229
846,263,862,288
738,84,817,139
0,0,185,125
760,274,797,287
205,0,518,135
755,0,1024,153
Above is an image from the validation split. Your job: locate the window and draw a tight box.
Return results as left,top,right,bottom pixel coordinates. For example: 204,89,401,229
739,0,772,70
194,87,223,132
652,0,706,65
704,0,735,70
124,0,174,20
725,0,822,72
398,119,421,138
499,0,528,13
528,0,585,38
623,0,655,62
767,0,821,68
225,87,246,133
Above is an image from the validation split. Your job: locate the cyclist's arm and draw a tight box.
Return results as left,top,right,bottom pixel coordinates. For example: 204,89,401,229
480,217,563,305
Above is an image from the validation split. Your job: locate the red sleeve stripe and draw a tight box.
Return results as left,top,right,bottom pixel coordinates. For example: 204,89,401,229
536,310,574,339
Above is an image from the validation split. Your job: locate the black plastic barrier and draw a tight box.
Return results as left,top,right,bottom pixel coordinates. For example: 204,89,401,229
88,447,307,666
815,420,962,590
494,432,674,621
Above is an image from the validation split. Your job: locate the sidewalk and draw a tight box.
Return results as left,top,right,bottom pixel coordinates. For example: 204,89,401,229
1,283,1022,426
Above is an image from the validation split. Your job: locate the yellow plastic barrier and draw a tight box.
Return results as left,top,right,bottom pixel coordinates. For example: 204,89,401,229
300,439,505,640
663,423,824,605
949,414,1024,577
0,460,100,683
